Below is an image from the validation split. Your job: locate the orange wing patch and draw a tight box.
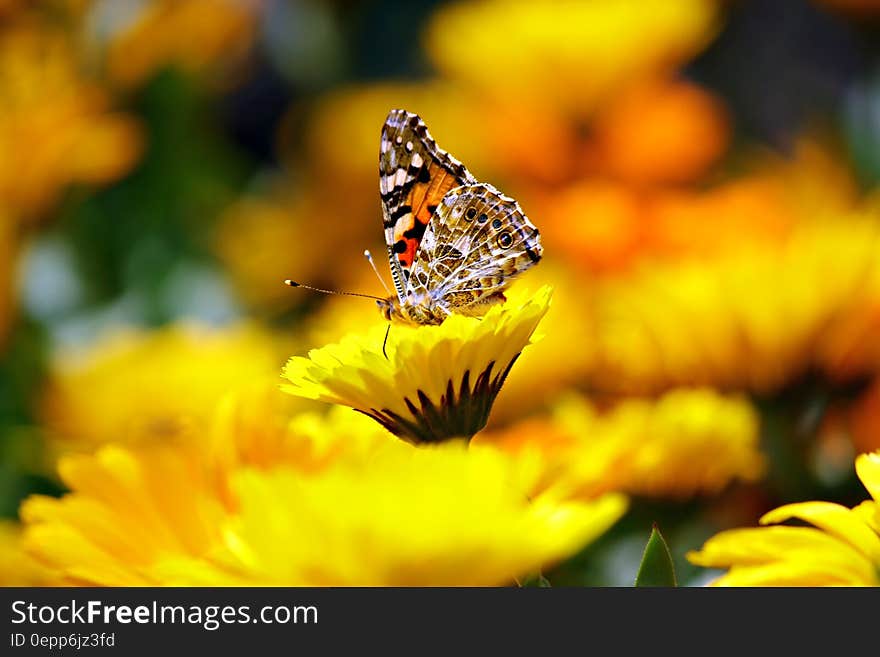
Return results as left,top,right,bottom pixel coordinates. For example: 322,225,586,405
391,162,462,269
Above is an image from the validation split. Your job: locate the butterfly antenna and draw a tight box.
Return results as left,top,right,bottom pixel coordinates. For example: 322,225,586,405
284,280,384,302
364,250,394,298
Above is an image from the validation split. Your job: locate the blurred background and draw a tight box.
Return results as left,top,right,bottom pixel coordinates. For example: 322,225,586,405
2,0,880,585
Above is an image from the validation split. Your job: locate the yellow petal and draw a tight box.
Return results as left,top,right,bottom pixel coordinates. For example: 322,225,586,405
687,526,877,585
687,525,858,567
852,501,880,536
855,451,880,502
760,501,880,563
712,560,875,587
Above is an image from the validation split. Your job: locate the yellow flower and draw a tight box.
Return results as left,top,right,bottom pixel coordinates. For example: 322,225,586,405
40,321,291,453
687,451,880,586
22,433,627,586
535,139,857,276
21,446,229,586
101,0,257,87
215,185,394,313
207,383,398,485
0,520,52,585
476,388,764,499
173,444,627,586
0,21,143,221
584,216,880,394
425,0,720,113
282,287,552,444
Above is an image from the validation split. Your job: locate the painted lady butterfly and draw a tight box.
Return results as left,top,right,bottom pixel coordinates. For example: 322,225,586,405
375,109,542,325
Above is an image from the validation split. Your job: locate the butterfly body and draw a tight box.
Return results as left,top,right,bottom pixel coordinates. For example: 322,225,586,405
377,109,542,326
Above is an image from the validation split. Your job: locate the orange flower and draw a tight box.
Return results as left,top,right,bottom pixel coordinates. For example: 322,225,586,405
535,176,796,275
537,139,857,275
591,78,730,185
535,181,645,275
0,22,143,221
103,0,257,87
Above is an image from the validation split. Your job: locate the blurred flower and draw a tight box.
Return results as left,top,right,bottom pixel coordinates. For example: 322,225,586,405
537,139,857,275
590,78,730,185
0,520,52,585
583,217,880,394
0,0,24,18
176,443,626,586
40,321,290,453
687,451,880,586
215,185,395,312
484,264,598,423
476,388,764,499
23,431,627,585
0,21,143,221
215,191,320,310
208,383,395,486
21,446,229,585
298,12,724,197
535,176,794,275
297,80,588,192
282,287,552,444
96,0,258,88
425,0,720,113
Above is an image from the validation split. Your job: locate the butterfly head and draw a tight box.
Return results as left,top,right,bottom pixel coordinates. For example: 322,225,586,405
376,296,398,322
376,293,449,326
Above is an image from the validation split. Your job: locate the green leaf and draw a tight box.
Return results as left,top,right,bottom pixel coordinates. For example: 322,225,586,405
634,524,677,587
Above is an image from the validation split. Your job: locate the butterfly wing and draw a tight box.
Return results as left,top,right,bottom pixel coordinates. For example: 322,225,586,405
379,109,476,302
407,183,542,314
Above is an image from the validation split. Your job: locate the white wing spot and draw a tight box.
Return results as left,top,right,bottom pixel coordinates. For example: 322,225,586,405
411,152,424,168
405,140,414,152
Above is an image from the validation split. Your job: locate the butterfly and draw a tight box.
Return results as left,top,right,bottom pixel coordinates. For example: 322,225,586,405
374,109,542,326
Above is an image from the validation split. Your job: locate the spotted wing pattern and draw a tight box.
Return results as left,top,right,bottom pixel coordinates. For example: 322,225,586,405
379,109,476,302
406,183,542,315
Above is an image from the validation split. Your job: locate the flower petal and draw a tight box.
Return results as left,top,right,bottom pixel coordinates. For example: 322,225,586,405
760,501,880,563
855,451,880,502
711,560,875,587
687,526,878,585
